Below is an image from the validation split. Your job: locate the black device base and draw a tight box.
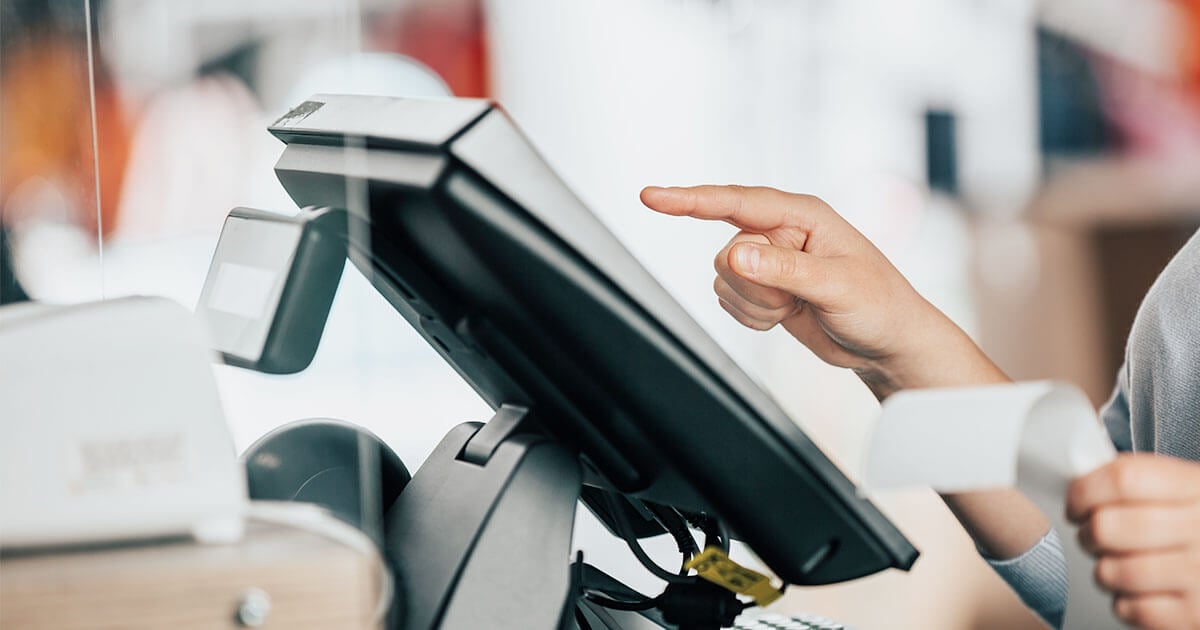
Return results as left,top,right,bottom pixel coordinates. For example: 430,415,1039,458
385,405,582,629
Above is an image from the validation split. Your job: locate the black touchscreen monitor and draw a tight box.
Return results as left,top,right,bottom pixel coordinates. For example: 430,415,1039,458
265,94,917,585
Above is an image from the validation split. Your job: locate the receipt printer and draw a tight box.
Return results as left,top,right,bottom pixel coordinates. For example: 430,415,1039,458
0,298,246,548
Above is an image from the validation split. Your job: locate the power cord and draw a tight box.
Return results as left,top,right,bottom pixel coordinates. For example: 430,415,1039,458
684,512,730,552
600,492,696,585
583,590,662,611
646,503,700,575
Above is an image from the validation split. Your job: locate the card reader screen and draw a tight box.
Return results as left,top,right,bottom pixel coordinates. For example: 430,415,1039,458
197,215,301,363
207,262,280,320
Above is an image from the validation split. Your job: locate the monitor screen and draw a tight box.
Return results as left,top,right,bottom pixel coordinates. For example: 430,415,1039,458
267,94,917,585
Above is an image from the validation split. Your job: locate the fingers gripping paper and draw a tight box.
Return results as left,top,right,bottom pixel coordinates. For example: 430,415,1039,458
862,382,1117,630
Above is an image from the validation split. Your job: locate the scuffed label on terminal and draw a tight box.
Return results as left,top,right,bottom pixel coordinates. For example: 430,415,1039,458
68,432,190,495
272,100,325,127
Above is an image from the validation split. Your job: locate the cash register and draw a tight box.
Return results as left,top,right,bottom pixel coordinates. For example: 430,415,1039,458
195,94,918,630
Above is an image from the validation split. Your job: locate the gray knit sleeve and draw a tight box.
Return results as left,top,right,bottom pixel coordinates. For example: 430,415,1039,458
984,528,1068,629
1100,363,1133,452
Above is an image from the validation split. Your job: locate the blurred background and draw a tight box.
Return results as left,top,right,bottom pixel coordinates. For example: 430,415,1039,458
3,0,1200,627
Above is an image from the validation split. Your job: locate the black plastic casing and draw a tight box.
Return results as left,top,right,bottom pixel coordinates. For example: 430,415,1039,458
266,94,918,585
197,206,346,374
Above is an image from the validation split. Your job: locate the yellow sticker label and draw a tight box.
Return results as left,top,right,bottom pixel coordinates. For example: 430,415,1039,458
685,547,783,607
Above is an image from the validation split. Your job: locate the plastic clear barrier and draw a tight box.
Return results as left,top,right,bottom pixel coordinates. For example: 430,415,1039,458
98,4,495,541
0,1,106,303
0,1,1032,628
7,1,1178,628
1,0,493,542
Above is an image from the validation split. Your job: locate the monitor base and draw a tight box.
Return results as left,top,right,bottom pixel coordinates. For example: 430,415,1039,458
384,405,581,629
385,405,763,630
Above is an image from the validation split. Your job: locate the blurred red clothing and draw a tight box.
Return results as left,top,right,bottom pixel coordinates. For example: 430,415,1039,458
373,0,489,98
0,35,130,237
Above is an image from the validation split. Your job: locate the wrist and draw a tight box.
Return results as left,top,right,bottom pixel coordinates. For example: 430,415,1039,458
856,303,1008,400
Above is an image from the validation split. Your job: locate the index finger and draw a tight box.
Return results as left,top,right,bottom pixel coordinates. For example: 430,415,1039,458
640,185,822,232
1066,454,1200,523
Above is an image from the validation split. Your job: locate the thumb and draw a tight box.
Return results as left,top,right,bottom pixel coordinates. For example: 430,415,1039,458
728,241,840,306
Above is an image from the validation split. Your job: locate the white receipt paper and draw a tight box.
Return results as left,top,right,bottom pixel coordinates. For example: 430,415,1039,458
862,381,1118,630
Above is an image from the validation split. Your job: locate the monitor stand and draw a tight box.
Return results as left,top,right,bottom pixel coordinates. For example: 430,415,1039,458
384,404,758,630
384,404,582,629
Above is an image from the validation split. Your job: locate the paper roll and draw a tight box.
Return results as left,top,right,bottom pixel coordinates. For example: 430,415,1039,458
863,381,1118,629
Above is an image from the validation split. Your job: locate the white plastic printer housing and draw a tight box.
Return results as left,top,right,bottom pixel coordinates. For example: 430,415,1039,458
0,297,246,548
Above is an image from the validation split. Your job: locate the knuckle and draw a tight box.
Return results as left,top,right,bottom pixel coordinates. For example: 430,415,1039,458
1079,519,1098,552
1091,508,1122,548
795,192,823,206
1066,479,1089,518
719,299,769,331
738,315,771,331
1114,597,1151,626
740,293,791,323
763,289,797,310
773,251,799,281
681,188,700,210
761,306,792,325
741,302,775,325
1094,557,1120,589
1112,459,1144,499
796,193,833,215
747,319,776,331
713,276,730,298
728,184,747,213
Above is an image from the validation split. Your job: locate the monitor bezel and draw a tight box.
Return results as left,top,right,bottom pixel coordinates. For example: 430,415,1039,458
268,95,918,585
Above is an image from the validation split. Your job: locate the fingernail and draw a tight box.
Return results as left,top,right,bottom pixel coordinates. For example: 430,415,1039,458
735,244,760,275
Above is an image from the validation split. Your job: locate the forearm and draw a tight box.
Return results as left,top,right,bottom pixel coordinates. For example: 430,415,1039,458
854,303,1052,557
943,489,1051,559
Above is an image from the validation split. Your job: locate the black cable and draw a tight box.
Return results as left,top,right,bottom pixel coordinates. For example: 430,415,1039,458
601,492,695,585
684,512,730,552
648,505,699,556
713,517,730,552
583,591,662,612
574,605,595,630
646,504,699,575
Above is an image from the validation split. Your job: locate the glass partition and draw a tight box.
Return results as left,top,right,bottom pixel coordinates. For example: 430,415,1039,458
1,1,107,303
7,1,1193,628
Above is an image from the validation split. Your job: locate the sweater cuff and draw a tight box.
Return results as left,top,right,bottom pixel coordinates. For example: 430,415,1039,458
983,528,1068,629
